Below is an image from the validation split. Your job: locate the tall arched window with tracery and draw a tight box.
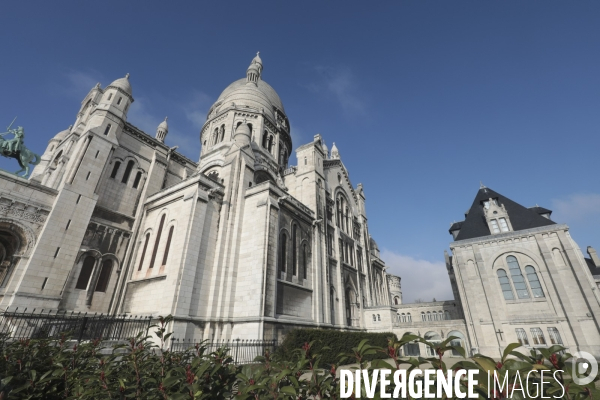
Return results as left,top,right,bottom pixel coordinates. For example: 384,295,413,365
507,256,530,299
262,131,269,148
497,268,514,300
525,266,545,298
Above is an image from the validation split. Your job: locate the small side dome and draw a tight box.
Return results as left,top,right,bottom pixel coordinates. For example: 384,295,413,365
234,121,251,146
108,73,132,96
53,125,73,142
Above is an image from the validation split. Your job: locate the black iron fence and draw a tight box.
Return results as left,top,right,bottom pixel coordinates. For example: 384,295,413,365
0,308,152,342
170,338,277,365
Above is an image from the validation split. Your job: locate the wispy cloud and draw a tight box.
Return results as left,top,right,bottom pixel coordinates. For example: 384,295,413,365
307,66,366,115
380,249,454,303
551,193,600,223
62,70,102,97
184,90,213,130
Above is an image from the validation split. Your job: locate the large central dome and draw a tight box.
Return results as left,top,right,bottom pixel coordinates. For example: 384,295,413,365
209,53,287,122
216,78,285,116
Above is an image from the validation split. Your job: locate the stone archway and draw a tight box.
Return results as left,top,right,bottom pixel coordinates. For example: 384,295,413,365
0,220,34,287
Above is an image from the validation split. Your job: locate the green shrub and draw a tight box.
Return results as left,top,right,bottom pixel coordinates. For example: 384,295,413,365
1,317,598,399
276,328,396,366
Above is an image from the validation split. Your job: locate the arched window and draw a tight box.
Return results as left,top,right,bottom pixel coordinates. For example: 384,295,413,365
302,243,308,279
497,269,514,300
394,296,399,305
107,93,113,101
377,314,381,321
425,332,441,356
149,214,166,269
507,256,530,299
117,97,122,105
421,312,426,321
262,131,268,148
76,256,95,290
219,125,225,142
103,124,112,136
162,226,174,266
525,266,544,298
427,311,432,321
279,232,287,272
95,259,113,292
407,313,412,322
121,160,135,183
447,331,466,356
304,157,307,165
372,314,376,322
212,128,218,145
132,171,143,189
432,311,437,320
138,233,150,271
110,161,121,179
268,135,273,152
292,225,298,276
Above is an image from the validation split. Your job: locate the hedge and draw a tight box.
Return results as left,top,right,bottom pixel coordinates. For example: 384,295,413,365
276,328,396,366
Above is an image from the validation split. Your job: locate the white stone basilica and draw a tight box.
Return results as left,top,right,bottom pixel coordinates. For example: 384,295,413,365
0,54,598,357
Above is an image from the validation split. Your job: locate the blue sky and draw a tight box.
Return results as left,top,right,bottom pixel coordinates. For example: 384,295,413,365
1,1,599,302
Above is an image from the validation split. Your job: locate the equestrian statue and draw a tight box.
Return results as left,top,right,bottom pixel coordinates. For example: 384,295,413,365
0,118,41,177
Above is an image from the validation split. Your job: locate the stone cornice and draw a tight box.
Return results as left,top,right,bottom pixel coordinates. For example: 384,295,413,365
450,224,569,248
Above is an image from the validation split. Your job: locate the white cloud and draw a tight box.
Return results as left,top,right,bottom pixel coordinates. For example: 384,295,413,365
380,249,454,304
184,90,213,130
127,97,160,135
551,193,600,222
308,66,366,115
63,70,102,97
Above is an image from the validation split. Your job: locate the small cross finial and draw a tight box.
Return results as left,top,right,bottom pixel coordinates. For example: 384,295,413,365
480,181,486,189
165,117,168,121
125,73,130,79
257,51,260,56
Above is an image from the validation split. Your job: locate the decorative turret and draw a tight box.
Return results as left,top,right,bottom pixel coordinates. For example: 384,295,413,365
99,73,134,120
234,119,251,146
330,142,340,159
156,117,168,143
246,52,263,84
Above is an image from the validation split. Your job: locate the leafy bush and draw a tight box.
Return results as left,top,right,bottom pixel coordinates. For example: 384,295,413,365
1,316,598,399
276,328,396,366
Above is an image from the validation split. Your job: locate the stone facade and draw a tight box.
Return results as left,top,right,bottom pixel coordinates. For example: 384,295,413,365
0,55,394,343
0,55,598,358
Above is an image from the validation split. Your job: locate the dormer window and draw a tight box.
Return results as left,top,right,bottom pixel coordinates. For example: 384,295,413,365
483,199,498,209
499,218,509,232
490,219,500,233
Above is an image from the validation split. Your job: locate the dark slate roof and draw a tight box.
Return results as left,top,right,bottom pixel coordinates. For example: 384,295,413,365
452,187,556,241
449,221,463,232
529,206,553,216
585,258,600,276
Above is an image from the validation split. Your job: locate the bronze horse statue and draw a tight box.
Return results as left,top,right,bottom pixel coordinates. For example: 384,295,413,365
0,126,41,177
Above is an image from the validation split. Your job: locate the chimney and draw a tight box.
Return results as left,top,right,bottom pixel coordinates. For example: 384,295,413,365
587,246,600,267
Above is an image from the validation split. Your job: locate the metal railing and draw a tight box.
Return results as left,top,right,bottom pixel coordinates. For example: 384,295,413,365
0,308,152,342
170,338,277,365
